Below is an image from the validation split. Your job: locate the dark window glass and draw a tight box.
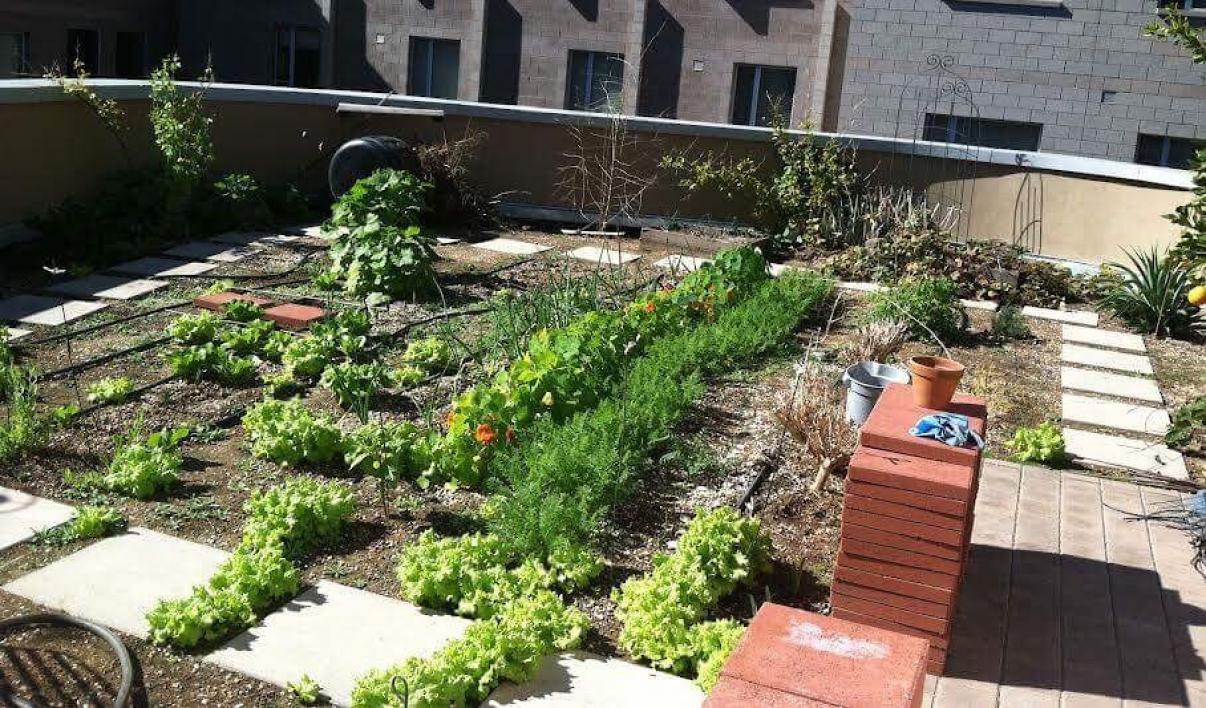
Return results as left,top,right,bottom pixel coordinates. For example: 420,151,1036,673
566,50,624,112
67,29,99,75
115,32,146,78
923,113,1042,151
274,26,322,88
731,65,796,127
408,37,461,99
0,33,28,77
1135,133,1204,169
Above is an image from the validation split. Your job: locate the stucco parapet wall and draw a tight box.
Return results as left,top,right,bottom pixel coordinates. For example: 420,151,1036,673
0,79,1193,191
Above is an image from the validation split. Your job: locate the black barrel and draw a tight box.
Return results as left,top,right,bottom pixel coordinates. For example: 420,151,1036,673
327,136,416,198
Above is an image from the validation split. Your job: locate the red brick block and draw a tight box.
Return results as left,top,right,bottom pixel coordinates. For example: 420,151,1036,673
834,565,955,606
842,507,964,546
705,676,827,707
193,291,274,312
848,447,976,502
720,603,928,708
859,384,987,467
845,493,967,532
831,579,952,620
831,593,951,635
841,537,963,576
841,517,963,561
846,480,968,517
830,607,949,650
838,552,960,591
264,303,327,330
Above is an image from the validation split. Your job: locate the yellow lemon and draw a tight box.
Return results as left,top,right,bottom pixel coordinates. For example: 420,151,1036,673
1190,285,1206,307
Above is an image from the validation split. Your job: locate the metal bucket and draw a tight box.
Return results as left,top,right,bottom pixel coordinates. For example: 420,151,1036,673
842,362,911,425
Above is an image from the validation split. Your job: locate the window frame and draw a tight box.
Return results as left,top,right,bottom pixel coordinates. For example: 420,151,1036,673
923,113,1043,152
114,31,148,79
407,36,461,99
731,63,797,127
66,28,100,75
274,24,322,88
565,49,625,113
0,31,30,78
1134,133,1204,169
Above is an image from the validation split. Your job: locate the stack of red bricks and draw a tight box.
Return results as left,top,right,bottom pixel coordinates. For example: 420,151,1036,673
830,383,987,675
193,291,327,330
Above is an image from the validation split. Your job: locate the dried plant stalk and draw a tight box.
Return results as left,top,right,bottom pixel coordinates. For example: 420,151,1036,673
774,367,859,493
850,319,909,363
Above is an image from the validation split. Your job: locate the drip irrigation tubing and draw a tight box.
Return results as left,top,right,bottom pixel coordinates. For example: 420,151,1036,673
13,300,191,349
0,612,134,708
42,336,170,380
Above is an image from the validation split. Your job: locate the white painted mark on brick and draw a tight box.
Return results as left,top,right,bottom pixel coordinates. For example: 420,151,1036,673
787,621,889,660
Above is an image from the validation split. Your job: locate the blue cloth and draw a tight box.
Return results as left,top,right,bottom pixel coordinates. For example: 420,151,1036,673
909,412,984,449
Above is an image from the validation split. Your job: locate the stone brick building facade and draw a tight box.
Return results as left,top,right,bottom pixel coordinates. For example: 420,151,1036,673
1,0,1203,166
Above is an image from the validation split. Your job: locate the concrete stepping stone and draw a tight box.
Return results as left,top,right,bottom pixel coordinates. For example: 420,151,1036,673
564,245,641,266
3,327,31,341
1061,324,1145,353
3,527,230,638
1063,428,1188,480
163,241,254,263
1060,343,1154,376
1021,305,1098,327
472,237,551,255
961,299,999,312
0,487,74,551
485,650,704,707
436,236,461,245
206,581,470,707
0,295,107,326
45,275,168,301
1060,366,1163,404
111,257,218,278
285,224,324,238
1062,393,1170,436
769,263,795,277
838,281,883,293
212,231,299,247
653,254,711,272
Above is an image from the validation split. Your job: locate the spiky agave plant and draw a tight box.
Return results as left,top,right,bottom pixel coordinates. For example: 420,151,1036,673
1100,247,1202,338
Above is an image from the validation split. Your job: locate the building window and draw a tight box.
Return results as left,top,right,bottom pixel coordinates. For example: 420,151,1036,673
923,113,1042,151
731,65,797,127
0,32,29,77
408,37,460,99
566,50,624,113
274,26,321,88
115,32,146,79
67,29,100,75
1135,134,1203,169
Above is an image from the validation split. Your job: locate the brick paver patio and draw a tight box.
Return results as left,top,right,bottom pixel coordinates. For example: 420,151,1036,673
925,459,1204,707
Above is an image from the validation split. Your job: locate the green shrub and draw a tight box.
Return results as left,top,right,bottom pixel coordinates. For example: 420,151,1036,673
614,507,769,686
103,424,190,499
209,173,273,230
149,54,213,185
0,366,46,460
327,169,429,231
1166,396,1205,452
1100,248,1202,338
350,589,587,708
242,398,343,466
86,376,135,405
324,218,438,300
866,277,964,343
991,305,1031,339
1005,422,1066,464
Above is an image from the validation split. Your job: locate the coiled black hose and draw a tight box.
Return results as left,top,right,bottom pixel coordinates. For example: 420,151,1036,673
0,612,134,708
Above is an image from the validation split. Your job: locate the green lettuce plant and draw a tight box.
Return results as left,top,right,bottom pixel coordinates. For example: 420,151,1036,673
1005,421,1066,464
86,376,134,405
242,398,343,466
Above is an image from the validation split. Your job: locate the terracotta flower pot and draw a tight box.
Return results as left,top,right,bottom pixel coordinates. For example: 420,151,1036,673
908,356,966,410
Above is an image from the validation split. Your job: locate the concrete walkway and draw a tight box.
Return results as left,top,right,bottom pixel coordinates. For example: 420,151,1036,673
925,459,1204,707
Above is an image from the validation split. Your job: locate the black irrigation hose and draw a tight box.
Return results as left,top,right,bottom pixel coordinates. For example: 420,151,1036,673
0,612,134,708
13,301,191,350
42,336,170,380
71,373,178,420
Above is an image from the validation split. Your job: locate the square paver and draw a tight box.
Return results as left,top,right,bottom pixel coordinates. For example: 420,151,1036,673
838,281,883,293
485,651,704,707
1060,366,1163,404
207,581,470,707
0,487,74,551
45,275,168,301
163,241,254,263
653,254,711,272
472,238,551,255
1061,343,1154,376
0,295,107,326
111,258,219,278
285,224,324,238
436,236,461,245
1063,428,1188,480
1062,393,1170,436
3,327,30,341
1022,306,1099,327
769,263,796,277
961,299,1000,312
564,245,641,266
212,231,299,247
1062,324,1145,353
3,527,230,638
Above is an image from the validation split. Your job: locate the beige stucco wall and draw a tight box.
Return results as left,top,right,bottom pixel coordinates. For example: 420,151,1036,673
0,94,1190,264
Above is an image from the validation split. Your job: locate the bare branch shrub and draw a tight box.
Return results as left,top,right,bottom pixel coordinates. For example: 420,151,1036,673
557,101,657,232
774,365,859,493
414,127,493,226
849,319,909,363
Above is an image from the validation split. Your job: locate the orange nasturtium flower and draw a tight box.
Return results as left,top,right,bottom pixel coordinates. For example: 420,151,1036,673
475,423,496,445
643,301,656,313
